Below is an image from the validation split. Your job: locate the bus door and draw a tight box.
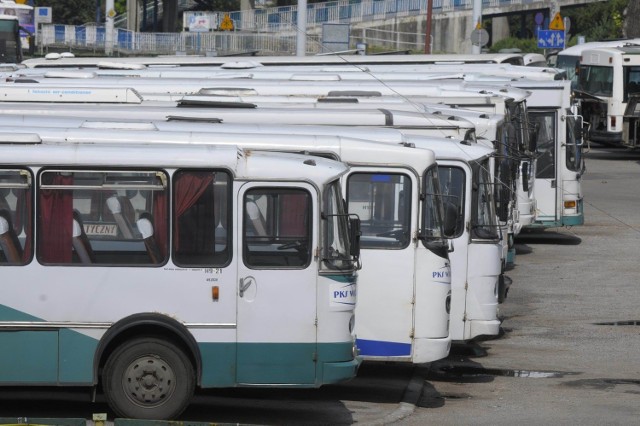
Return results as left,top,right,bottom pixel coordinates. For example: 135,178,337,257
236,181,318,385
623,95,640,148
437,163,469,341
529,110,559,223
346,170,415,357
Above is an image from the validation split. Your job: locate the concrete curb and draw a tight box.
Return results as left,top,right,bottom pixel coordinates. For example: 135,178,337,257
372,365,428,425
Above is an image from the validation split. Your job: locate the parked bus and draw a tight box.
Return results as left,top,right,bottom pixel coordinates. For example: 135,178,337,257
0,126,453,363
0,13,21,63
552,39,640,87
403,136,502,337
0,0,32,55
0,136,362,419
576,46,640,147
502,80,585,228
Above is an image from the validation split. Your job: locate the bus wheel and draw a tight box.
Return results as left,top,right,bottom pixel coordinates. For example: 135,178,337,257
102,337,195,420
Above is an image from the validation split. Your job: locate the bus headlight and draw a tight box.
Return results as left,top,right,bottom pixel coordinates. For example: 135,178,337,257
445,291,451,314
349,313,356,335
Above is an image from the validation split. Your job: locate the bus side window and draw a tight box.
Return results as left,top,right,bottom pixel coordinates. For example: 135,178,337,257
243,188,311,268
38,170,168,266
173,170,230,267
0,170,32,265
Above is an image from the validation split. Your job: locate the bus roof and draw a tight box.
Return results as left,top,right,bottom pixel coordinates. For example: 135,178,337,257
404,135,494,162
0,125,438,173
557,39,640,56
0,136,350,183
21,53,527,69
579,46,640,65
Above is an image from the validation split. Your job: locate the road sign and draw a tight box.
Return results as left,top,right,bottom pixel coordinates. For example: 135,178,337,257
471,28,489,47
535,12,544,26
550,12,564,30
219,14,234,31
538,30,565,49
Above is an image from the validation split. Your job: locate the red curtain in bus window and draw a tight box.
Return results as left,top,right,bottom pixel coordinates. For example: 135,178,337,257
39,174,73,263
153,190,168,257
173,172,214,250
279,193,308,237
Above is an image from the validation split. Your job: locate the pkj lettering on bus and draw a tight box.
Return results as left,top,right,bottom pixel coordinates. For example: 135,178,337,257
330,281,357,309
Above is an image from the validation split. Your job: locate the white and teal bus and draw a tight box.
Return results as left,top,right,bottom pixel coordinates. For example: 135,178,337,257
576,45,640,147
0,137,361,419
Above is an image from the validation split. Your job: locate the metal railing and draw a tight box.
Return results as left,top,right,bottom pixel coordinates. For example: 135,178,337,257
38,24,325,56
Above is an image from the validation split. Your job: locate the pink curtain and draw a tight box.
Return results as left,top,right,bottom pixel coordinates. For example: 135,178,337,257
39,174,73,263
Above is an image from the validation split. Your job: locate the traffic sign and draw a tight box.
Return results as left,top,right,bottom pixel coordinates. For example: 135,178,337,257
535,12,544,26
549,12,564,30
471,28,489,47
219,14,234,31
537,30,565,49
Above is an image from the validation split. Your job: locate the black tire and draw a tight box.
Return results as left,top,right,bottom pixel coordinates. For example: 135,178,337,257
102,337,195,420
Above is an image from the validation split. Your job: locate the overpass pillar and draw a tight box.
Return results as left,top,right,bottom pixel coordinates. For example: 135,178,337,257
491,16,510,45
126,0,140,31
162,0,178,32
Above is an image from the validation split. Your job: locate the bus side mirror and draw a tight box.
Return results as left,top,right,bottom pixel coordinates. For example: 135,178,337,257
348,216,361,259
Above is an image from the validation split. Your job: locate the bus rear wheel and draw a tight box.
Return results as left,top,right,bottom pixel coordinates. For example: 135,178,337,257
102,337,195,420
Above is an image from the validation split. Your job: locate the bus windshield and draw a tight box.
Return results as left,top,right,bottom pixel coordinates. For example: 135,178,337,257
578,65,613,96
323,179,354,271
556,54,580,86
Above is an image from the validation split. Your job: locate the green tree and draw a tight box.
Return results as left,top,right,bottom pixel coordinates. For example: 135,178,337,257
34,0,95,25
188,0,239,12
563,0,628,43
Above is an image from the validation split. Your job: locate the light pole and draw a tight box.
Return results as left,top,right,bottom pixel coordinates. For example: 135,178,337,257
471,0,481,54
424,0,433,54
296,0,307,56
105,0,114,55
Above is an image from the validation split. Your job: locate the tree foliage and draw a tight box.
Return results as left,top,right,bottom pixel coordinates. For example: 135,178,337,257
624,0,640,37
562,0,628,43
488,37,542,54
34,0,95,25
